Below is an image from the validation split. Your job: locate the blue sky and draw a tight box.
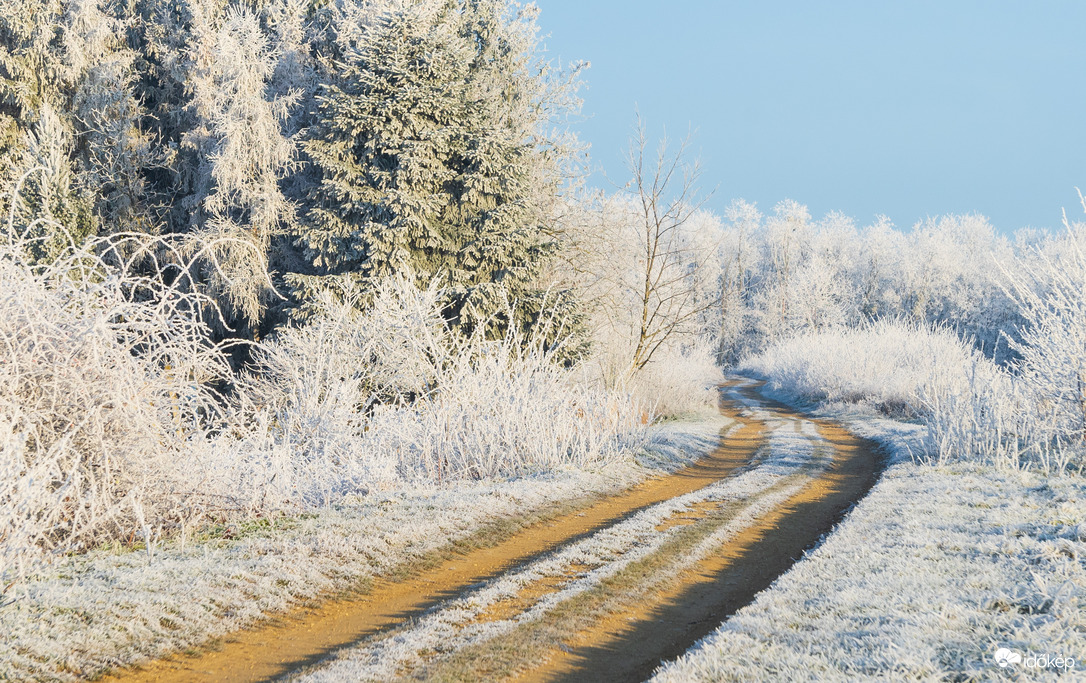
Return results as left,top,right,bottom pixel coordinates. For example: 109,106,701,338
535,1,1086,233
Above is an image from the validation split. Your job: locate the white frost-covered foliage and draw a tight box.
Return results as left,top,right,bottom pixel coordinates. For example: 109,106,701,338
247,278,446,448
693,200,1022,364
0,223,249,580
249,278,648,483
555,195,723,417
0,236,648,580
743,319,1080,474
623,344,723,419
179,2,299,324
1005,219,1086,472
365,337,647,480
740,320,989,416
295,0,582,341
61,0,154,232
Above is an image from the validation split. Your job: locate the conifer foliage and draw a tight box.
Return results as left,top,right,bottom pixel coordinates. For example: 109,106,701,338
295,0,581,339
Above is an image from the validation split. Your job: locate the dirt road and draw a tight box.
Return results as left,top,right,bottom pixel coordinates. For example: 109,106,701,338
106,378,881,682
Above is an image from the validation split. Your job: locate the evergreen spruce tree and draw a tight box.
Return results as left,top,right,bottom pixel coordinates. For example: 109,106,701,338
293,0,584,348
445,0,566,338
297,1,465,284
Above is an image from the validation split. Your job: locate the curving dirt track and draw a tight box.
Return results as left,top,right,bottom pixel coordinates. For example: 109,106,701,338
104,378,882,683
515,399,880,683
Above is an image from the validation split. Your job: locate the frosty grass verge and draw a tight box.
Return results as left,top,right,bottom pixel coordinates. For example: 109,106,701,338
295,383,826,681
0,414,726,682
653,388,1086,682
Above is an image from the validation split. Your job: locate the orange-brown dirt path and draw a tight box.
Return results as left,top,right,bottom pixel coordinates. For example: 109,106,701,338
104,380,762,683
515,396,881,683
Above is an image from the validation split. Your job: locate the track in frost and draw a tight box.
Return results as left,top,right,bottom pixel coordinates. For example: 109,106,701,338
108,378,881,683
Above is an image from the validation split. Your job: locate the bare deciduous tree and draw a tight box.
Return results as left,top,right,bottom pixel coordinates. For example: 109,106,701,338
624,118,718,371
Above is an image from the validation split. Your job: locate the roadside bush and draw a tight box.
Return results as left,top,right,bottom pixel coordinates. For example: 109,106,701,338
248,278,648,483
0,224,250,579
625,344,723,419
1002,222,1086,473
741,319,1075,474
739,319,979,416
1,246,650,583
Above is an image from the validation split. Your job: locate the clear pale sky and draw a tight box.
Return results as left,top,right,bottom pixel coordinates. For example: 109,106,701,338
535,0,1086,233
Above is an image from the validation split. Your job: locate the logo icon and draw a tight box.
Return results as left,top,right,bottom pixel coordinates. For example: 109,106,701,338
995,648,1022,668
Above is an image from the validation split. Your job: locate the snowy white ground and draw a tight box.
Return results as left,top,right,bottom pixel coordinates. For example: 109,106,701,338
652,392,1086,682
0,415,727,682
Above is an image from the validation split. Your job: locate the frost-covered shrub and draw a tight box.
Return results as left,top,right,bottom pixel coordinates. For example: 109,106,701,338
920,364,1053,472
926,217,1086,474
248,277,647,483
0,226,250,580
740,319,981,416
741,319,1075,474
573,328,722,420
625,344,723,419
246,277,446,450
1003,222,1086,473
0,225,648,583
366,336,647,481
238,277,447,499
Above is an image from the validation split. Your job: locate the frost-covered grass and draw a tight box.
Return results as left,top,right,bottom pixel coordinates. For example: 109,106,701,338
653,406,1086,682
0,414,725,682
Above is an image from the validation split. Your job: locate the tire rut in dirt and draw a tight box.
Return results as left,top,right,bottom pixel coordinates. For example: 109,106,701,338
532,402,883,683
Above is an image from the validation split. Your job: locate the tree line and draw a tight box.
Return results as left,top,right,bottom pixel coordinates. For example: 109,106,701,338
0,0,583,349
2,0,1078,378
